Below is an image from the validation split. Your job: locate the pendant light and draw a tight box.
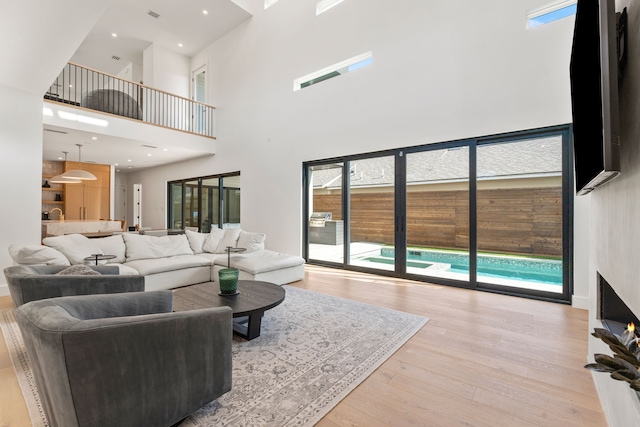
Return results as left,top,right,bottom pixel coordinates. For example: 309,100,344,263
50,151,81,184
61,144,97,180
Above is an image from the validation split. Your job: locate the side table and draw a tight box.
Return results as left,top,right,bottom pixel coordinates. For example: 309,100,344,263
84,254,117,266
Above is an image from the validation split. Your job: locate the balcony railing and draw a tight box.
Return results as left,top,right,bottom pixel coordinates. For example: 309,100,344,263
45,62,216,138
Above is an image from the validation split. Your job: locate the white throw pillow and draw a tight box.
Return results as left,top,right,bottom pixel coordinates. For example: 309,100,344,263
122,233,194,261
203,228,226,253
237,230,266,253
215,228,242,254
8,244,70,266
93,234,127,263
42,234,103,265
185,229,208,254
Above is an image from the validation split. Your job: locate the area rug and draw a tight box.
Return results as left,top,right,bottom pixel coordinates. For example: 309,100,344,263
0,286,428,427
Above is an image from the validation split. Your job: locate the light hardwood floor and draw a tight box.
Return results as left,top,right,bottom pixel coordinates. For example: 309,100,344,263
0,265,606,426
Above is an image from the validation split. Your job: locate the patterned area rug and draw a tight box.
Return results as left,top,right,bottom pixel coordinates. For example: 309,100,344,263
0,285,428,427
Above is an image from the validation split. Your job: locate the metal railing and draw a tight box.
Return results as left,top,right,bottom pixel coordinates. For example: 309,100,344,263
45,62,216,138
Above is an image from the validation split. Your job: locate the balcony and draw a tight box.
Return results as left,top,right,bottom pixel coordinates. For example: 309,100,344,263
45,62,215,138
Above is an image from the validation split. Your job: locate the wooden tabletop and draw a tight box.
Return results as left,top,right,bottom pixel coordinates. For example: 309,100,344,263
172,280,285,318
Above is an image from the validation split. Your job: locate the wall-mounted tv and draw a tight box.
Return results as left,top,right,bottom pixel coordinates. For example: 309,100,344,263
570,0,626,195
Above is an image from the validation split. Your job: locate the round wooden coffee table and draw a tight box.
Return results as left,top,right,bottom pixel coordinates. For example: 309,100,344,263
172,280,285,340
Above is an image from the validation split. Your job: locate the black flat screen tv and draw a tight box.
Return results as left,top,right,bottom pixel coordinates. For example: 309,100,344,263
570,0,622,195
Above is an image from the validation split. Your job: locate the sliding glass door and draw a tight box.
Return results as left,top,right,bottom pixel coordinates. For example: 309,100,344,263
168,172,240,231
347,156,396,272
476,136,563,294
405,147,470,282
304,125,572,302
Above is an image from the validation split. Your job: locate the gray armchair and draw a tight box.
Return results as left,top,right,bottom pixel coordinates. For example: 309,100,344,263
15,291,232,427
3,265,145,307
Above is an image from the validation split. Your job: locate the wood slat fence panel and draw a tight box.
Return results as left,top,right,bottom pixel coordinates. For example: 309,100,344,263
312,186,562,257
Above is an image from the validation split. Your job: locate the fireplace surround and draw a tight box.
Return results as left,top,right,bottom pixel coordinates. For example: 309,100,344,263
599,274,640,335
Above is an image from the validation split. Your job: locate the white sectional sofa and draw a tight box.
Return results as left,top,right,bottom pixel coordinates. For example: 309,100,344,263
8,229,305,292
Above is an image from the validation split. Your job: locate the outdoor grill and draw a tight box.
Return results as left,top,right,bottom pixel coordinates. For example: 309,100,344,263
310,212,332,227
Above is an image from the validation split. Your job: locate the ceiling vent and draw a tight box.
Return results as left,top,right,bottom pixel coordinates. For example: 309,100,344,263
147,10,160,18
43,128,68,135
112,55,121,61
142,144,158,149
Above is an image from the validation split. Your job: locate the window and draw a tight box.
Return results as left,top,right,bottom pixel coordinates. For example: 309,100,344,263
303,125,573,303
294,52,372,91
527,0,577,28
316,0,345,15
168,172,240,231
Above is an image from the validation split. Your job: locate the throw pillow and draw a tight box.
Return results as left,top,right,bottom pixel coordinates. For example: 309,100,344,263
122,233,194,261
237,230,266,253
93,234,126,263
185,229,207,254
8,244,71,266
56,265,102,276
203,228,226,253
215,228,242,254
42,234,103,265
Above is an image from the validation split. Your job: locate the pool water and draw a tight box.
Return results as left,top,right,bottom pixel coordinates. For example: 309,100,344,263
375,248,562,286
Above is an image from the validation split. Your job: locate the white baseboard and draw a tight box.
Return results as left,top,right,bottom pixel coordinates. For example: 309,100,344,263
0,284,9,297
572,294,590,310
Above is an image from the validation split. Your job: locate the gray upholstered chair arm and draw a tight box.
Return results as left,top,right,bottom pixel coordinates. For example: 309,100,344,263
55,290,172,320
4,265,144,307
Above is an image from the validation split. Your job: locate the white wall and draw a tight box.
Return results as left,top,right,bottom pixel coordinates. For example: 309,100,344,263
142,44,190,97
0,0,112,295
0,86,47,295
132,0,580,266
587,1,640,424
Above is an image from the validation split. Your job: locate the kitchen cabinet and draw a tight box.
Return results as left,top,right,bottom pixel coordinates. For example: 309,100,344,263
63,162,111,220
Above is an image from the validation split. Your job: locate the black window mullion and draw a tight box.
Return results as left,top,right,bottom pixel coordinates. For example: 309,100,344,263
469,141,478,288
395,151,407,274
343,162,350,267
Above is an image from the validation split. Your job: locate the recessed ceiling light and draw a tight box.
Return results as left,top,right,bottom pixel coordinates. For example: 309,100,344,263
203,10,208,14
178,43,183,47
69,84,73,88
147,154,152,157
163,148,168,151
91,136,97,140
57,157,63,160
112,33,117,37
115,163,119,166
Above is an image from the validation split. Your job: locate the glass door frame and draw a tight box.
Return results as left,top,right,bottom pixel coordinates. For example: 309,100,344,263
303,124,573,303
167,171,240,232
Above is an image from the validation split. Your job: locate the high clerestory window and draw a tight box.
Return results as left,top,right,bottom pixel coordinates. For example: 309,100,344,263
527,0,577,28
316,0,345,15
294,52,372,91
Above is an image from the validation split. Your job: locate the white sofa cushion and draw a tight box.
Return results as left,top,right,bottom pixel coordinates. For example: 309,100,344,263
124,254,211,275
42,234,103,265
202,228,226,253
185,230,208,254
216,250,305,274
123,233,194,261
215,228,241,253
237,230,266,253
8,244,70,266
93,234,127,263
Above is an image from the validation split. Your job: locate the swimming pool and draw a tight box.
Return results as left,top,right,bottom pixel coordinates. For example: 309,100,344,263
372,247,562,286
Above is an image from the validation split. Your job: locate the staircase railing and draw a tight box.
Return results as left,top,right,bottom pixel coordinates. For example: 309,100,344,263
45,62,216,138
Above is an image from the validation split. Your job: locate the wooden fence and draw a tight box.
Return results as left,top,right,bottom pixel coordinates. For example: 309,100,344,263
312,187,562,257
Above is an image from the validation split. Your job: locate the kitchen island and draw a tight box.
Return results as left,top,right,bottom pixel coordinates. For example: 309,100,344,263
42,220,123,239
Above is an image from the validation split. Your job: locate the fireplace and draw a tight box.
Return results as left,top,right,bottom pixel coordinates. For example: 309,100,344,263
599,274,640,336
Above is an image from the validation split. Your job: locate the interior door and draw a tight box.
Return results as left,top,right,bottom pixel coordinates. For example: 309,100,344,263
192,65,206,134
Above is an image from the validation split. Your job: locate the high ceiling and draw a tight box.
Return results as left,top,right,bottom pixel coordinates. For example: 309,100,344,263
42,0,253,172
